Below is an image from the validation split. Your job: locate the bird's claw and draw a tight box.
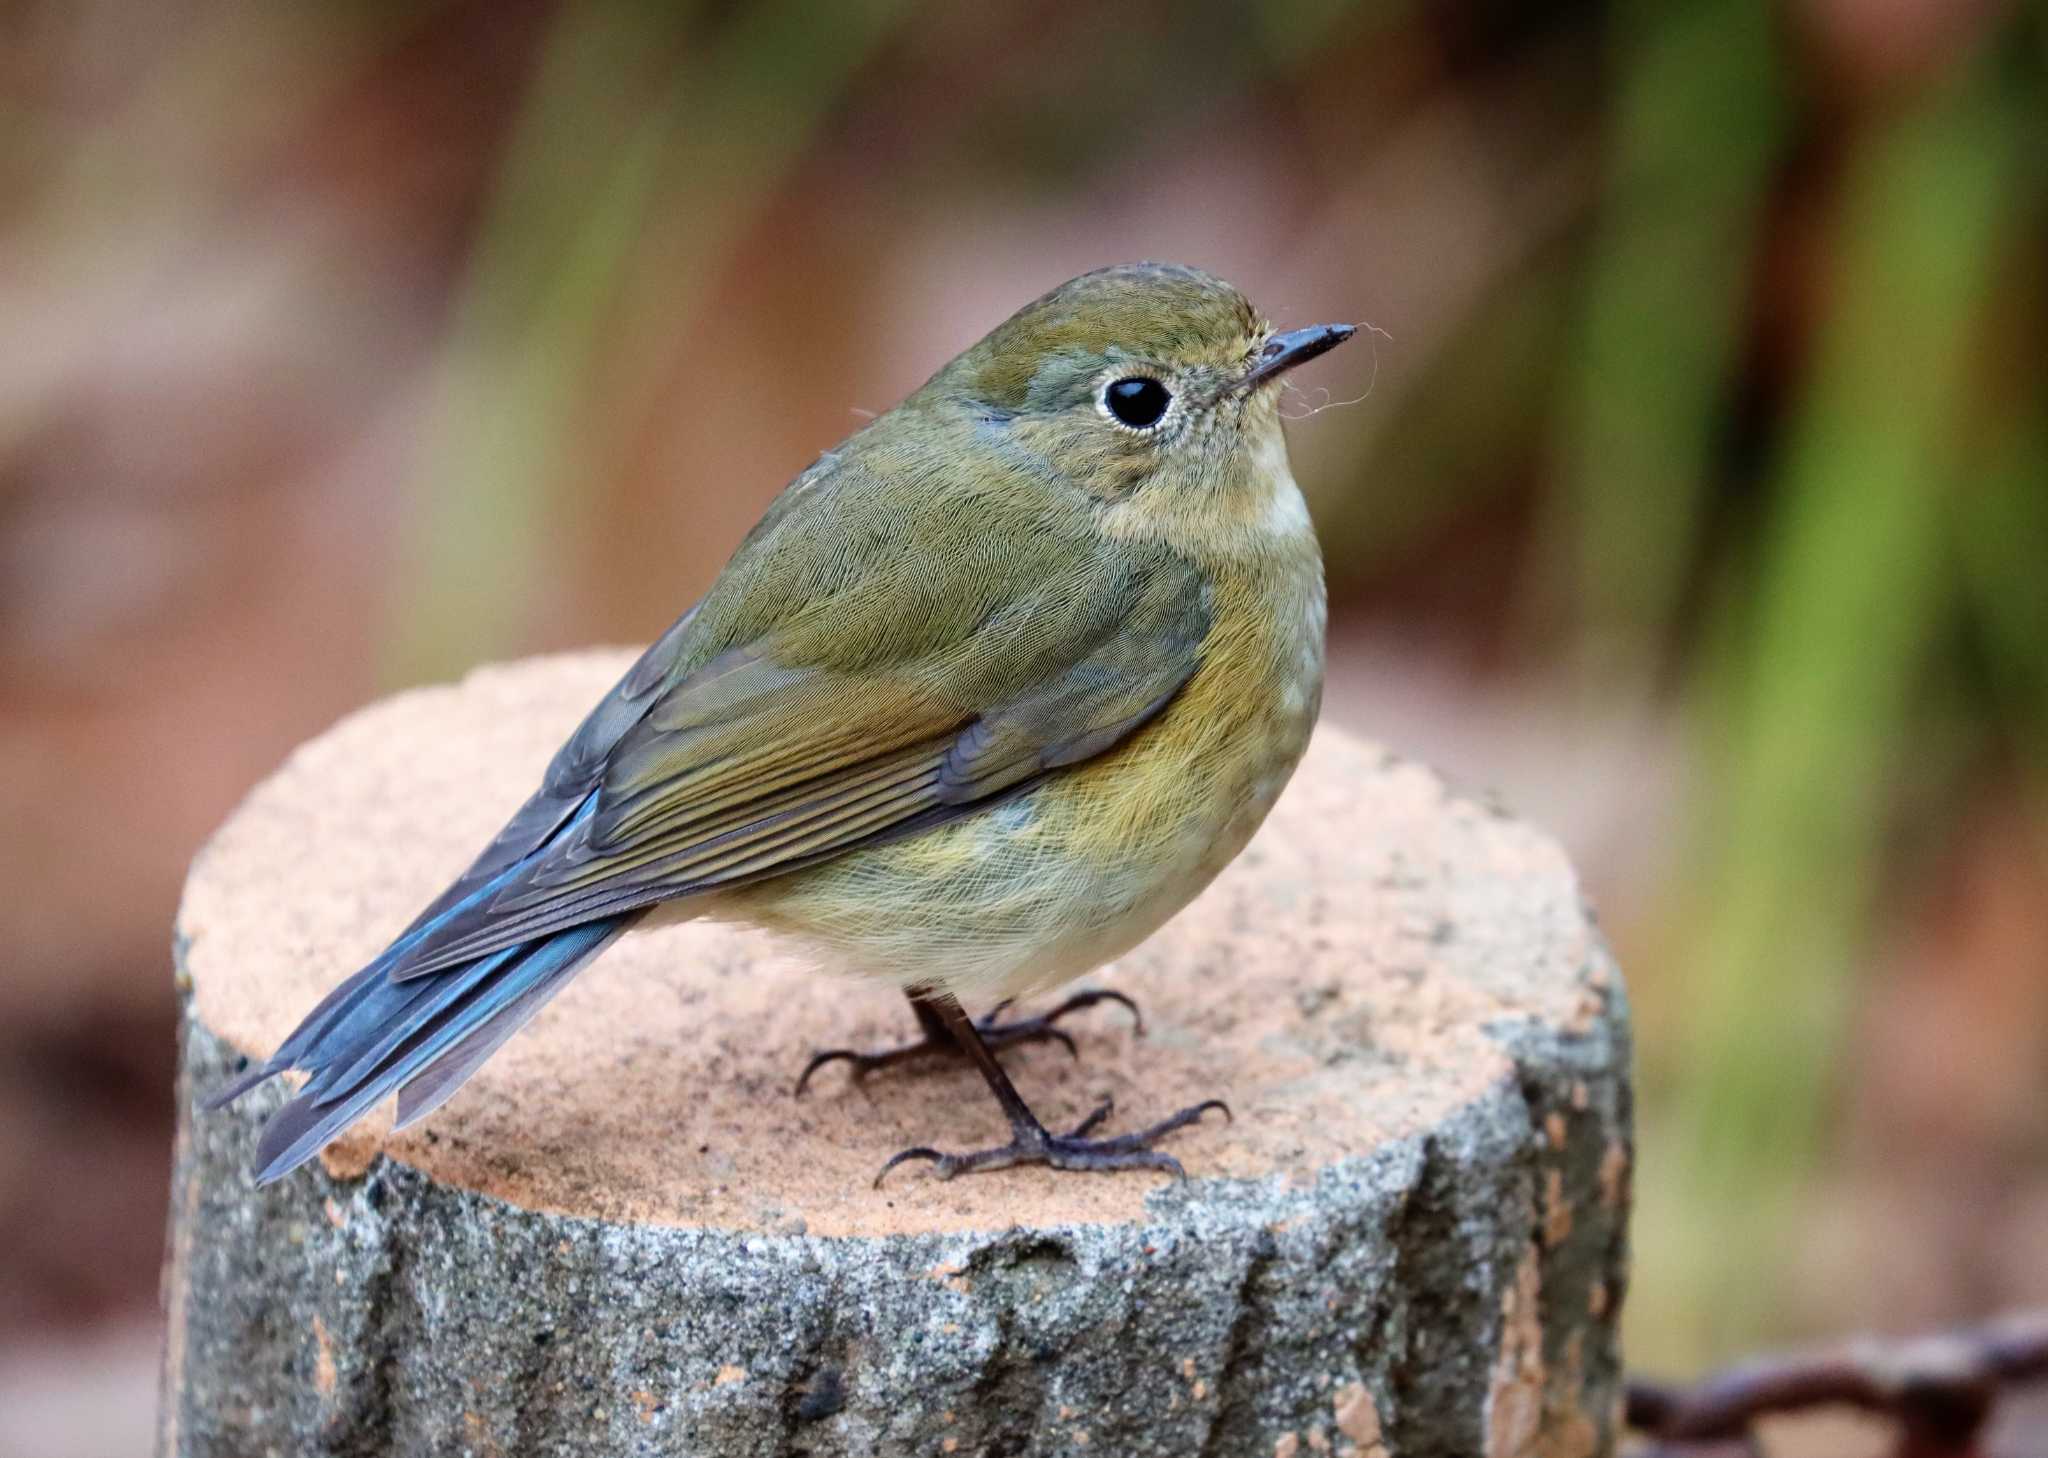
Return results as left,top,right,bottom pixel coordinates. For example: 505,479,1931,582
792,1048,870,1097
794,987,1143,1096
871,1097,1228,1187
1007,988,1145,1038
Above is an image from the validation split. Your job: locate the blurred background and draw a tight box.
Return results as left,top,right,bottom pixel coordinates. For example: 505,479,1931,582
3,0,2044,1452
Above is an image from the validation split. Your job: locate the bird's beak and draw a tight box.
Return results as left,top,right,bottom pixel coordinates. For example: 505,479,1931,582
1242,323,1356,391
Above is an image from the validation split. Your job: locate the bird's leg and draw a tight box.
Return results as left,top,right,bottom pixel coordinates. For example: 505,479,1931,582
873,991,1228,1184
793,986,1142,1096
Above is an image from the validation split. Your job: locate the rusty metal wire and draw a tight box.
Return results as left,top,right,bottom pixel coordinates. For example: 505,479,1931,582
1626,1310,2048,1457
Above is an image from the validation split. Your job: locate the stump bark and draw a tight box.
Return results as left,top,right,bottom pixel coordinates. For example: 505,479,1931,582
160,651,1632,1458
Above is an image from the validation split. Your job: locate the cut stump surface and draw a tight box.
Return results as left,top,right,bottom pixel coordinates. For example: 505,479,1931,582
162,651,1632,1458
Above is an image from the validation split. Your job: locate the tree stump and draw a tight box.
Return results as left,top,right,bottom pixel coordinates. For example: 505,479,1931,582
160,652,1632,1458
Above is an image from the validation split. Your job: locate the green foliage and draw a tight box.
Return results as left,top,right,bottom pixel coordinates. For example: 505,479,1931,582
1679,57,2026,1181
1545,0,1785,676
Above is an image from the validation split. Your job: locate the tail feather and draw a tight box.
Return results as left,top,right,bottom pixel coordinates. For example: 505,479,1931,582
391,946,604,1133
202,1060,287,1112
200,885,520,1113
245,917,628,1184
304,950,514,1107
200,958,393,1110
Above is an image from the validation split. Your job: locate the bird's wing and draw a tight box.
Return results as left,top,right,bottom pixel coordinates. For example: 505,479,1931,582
387,455,1211,981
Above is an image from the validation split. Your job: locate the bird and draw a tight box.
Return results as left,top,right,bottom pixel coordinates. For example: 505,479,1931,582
210,261,1354,1187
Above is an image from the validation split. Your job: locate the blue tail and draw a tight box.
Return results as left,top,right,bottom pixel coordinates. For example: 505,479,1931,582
216,916,628,1184
208,619,699,1182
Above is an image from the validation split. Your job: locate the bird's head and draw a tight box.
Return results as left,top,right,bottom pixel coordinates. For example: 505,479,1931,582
924,263,1353,526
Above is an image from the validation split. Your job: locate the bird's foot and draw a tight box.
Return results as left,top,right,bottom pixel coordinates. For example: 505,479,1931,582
794,989,1142,1096
872,1097,1229,1185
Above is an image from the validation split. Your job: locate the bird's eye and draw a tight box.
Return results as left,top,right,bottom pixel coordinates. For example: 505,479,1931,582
1103,376,1172,430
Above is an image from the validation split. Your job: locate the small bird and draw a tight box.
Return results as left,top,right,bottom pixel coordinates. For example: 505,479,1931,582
212,262,1353,1186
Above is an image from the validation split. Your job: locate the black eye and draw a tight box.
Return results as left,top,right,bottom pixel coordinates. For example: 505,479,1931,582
1104,376,1171,429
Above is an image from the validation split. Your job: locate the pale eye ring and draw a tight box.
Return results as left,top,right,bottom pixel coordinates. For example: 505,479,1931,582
1102,376,1172,430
